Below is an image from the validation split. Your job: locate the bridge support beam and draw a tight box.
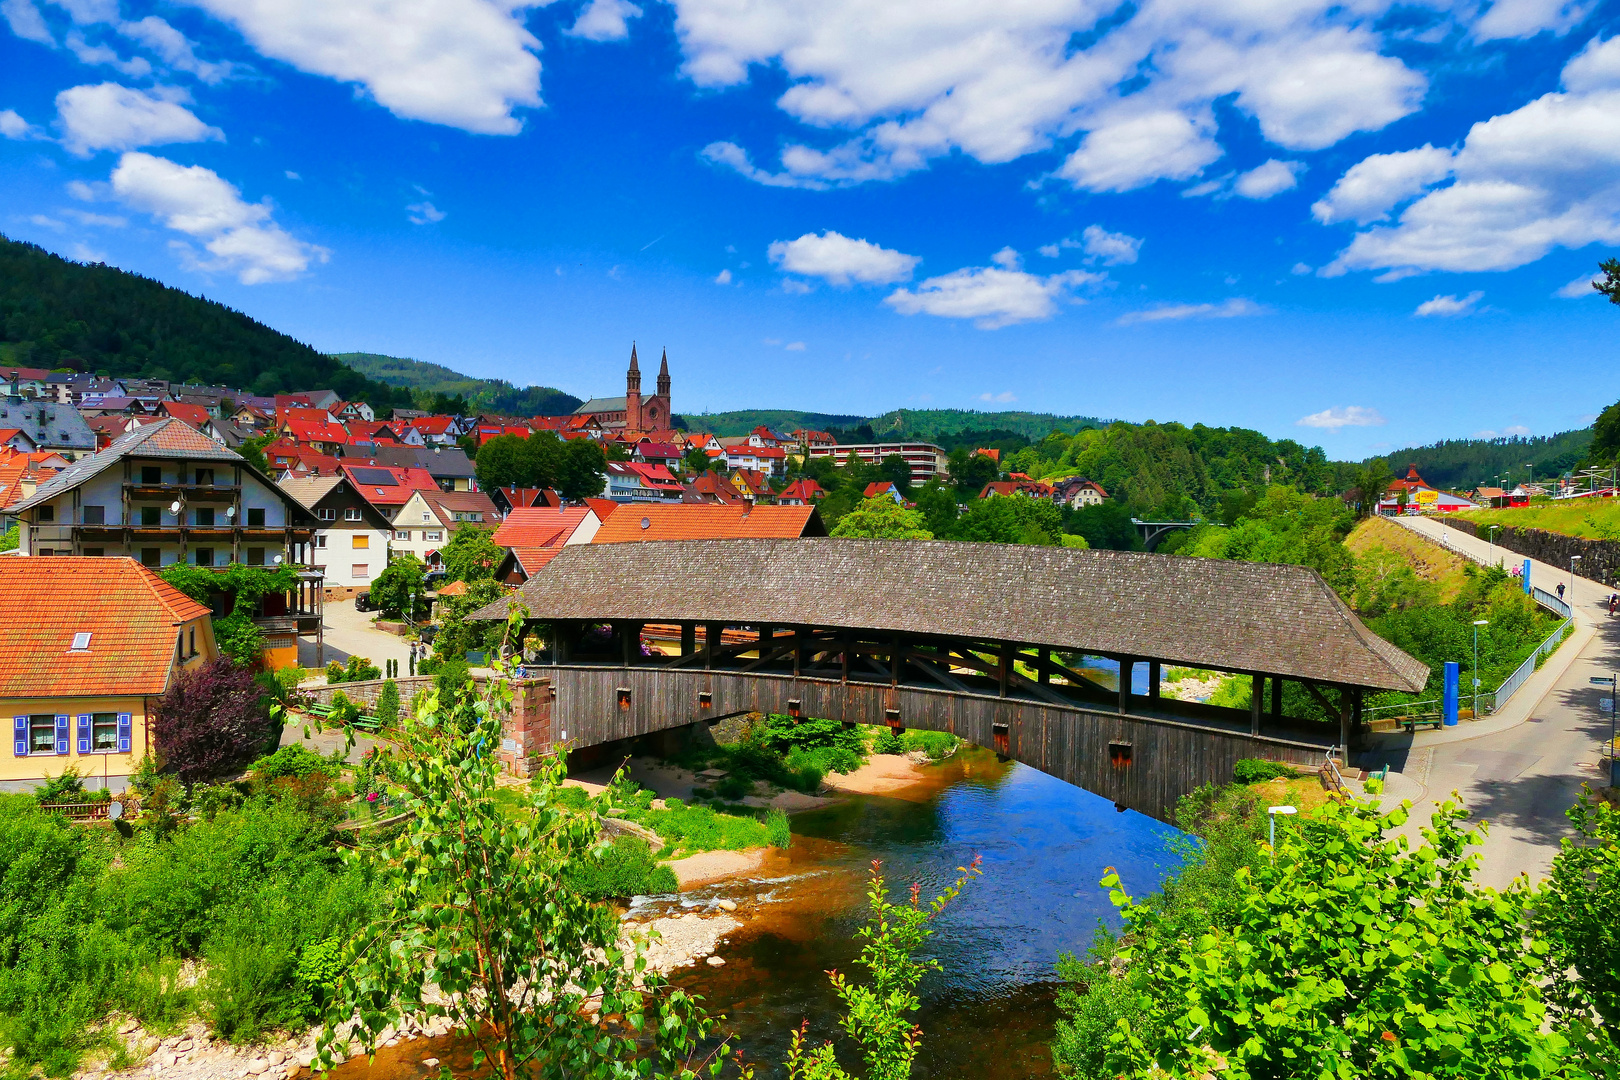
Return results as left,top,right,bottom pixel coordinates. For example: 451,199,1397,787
1118,656,1133,714
1270,676,1283,725
681,622,694,658
1148,660,1160,699
1250,673,1263,735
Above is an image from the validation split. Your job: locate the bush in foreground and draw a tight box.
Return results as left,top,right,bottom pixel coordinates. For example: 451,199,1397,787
152,657,275,783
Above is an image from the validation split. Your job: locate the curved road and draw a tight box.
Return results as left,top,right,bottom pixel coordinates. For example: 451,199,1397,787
1374,516,1616,888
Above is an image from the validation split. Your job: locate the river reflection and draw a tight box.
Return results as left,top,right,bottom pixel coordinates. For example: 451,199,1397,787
672,748,1183,1079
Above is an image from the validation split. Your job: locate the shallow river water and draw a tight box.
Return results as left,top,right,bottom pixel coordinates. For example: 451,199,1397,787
325,747,1184,1079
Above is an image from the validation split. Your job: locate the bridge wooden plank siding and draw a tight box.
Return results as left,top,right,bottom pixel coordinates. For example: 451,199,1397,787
474,538,1428,821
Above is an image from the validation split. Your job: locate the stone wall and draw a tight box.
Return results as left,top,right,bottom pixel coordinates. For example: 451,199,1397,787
1444,519,1620,586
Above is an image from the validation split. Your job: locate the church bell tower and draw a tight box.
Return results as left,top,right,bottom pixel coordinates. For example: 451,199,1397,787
625,343,641,433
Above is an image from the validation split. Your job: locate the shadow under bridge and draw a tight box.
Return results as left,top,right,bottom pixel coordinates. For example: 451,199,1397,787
474,538,1428,821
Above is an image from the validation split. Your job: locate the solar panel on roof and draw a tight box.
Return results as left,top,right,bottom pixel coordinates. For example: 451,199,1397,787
349,467,396,486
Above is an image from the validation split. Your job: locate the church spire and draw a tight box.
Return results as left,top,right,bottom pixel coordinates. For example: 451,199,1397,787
626,343,641,393
657,349,670,398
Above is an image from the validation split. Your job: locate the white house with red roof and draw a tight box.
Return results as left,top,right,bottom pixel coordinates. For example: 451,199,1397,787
490,506,603,583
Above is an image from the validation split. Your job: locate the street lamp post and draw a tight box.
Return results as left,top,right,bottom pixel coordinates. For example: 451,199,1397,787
1472,619,1489,718
1267,804,1298,855
1487,524,1501,564
1595,675,1618,789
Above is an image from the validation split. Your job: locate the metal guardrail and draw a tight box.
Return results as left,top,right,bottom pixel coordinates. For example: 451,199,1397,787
1486,619,1572,714
1531,587,1571,619
1364,698,1440,717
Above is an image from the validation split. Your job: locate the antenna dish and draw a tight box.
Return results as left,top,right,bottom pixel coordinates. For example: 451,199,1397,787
168,500,181,514
225,506,236,519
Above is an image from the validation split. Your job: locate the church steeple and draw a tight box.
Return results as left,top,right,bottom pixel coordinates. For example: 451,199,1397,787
657,349,670,398
626,343,641,393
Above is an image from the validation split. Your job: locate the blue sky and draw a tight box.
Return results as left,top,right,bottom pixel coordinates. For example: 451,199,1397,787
2,0,1618,458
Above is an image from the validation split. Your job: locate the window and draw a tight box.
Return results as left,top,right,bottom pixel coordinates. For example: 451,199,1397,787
353,563,370,580
247,507,265,527
188,627,196,656
317,508,336,521
141,465,161,484
194,507,215,527
395,530,411,542
351,533,369,549
344,508,362,521
195,468,214,485
424,531,442,542
315,535,327,549
38,505,53,522
70,632,91,651
141,548,161,567
422,512,431,522
27,715,58,755
82,547,104,557
246,548,265,566
194,547,213,567
140,505,161,526
82,505,104,525
92,713,118,752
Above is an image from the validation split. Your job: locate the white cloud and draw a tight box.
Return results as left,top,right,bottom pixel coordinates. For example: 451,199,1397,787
714,268,732,284
2,0,53,43
672,0,1427,190
991,246,1020,269
405,200,445,224
66,179,97,200
1312,145,1454,225
65,31,153,77
55,83,222,156
1060,111,1221,194
1233,159,1303,200
768,230,919,286
979,391,1016,403
1325,38,1620,278
1296,405,1386,430
285,170,300,180
118,16,233,83
0,109,32,138
181,0,545,134
1037,243,1060,258
29,214,65,230
1414,290,1484,316
1291,261,1313,274
784,341,806,350
569,0,641,41
64,208,125,226
48,0,118,24
1555,272,1601,297
109,151,327,283
1080,224,1140,265
885,262,1102,330
1473,0,1591,41
781,278,812,294
701,141,830,189
1116,297,1264,325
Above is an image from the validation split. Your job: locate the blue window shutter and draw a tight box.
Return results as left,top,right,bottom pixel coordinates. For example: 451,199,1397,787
117,713,132,753
54,715,69,756
12,716,26,758
76,714,91,754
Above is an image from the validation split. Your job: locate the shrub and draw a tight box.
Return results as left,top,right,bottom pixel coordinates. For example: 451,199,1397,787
641,802,769,853
872,730,906,755
152,657,275,783
902,730,960,761
1363,776,1384,794
324,661,346,685
715,774,753,801
1232,758,1294,784
373,680,400,727
563,835,678,900
765,809,790,848
34,768,87,804
327,691,360,727
251,744,337,783
343,655,381,682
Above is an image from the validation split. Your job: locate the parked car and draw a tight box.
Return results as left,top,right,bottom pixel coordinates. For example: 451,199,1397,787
354,591,375,612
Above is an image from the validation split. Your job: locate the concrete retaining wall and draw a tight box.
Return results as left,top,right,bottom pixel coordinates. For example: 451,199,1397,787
1444,518,1620,586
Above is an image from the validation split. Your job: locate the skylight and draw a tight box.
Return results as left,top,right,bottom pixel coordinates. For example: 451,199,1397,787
70,632,91,651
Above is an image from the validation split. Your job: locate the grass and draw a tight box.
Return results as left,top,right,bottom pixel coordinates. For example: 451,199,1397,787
1451,498,1620,540
1346,516,1471,601
638,799,771,855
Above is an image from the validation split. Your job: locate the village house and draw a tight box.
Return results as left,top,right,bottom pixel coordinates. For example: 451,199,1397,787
278,408,348,456
10,418,316,568
339,462,439,523
603,460,684,502
278,475,394,597
0,556,216,794
0,395,96,460
729,468,774,503
491,486,560,516
775,477,827,505
362,444,478,492
1052,477,1108,508
682,472,746,505
490,506,604,583
981,477,1057,500
863,481,906,504
391,489,500,566
590,502,826,543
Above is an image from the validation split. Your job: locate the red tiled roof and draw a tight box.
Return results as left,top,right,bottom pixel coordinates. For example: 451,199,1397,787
0,557,210,698
343,464,438,504
634,442,682,459
409,415,456,435
583,497,619,521
509,547,566,575
286,418,347,445
778,478,826,502
160,401,212,426
592,504,823,543
492,507,593,548
981,480,1054,498
686,473,745,504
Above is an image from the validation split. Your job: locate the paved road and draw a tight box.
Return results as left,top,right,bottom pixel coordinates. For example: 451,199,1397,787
1372,516,1616,888
297,597,414,673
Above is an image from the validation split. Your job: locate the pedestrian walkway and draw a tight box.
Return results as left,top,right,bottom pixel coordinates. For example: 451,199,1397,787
1365,516,1616,888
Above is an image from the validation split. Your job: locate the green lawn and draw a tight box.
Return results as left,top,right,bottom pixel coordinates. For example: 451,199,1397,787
1452,498,1620,540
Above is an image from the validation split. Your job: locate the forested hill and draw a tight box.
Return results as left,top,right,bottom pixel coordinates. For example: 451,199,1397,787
333,352,581,417
689,407,1106,440
0,235,410,409
1368,430,1593,490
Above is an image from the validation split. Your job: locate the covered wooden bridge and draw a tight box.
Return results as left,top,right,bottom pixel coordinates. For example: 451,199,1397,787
475,538,1427,819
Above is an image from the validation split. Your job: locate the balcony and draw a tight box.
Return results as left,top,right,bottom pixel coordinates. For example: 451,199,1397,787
124,482,242,503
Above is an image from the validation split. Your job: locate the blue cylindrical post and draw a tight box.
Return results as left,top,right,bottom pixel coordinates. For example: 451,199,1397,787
1443,661,1460,726
1523,559,1532,594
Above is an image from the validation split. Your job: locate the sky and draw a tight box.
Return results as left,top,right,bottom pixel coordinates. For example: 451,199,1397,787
2,0,1618,459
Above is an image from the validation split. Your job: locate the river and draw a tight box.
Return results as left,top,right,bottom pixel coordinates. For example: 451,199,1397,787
325,744,1184,1080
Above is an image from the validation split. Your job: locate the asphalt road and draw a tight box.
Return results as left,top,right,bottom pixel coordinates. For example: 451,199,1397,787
297,596,414,673
1376,516,1616,888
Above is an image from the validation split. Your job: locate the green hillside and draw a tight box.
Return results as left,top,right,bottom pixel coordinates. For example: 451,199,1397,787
682,409,868,437
334,352,581,416
0,235,411,410
1367,430,1593,491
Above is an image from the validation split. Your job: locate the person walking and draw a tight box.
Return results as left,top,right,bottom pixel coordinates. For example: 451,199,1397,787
1610,592,1618,617
1558,582,1566,601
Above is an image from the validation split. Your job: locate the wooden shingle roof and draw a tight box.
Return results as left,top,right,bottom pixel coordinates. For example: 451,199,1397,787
482,538,1429,692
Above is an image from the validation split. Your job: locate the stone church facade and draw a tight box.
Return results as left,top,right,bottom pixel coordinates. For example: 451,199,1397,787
571,345,671,436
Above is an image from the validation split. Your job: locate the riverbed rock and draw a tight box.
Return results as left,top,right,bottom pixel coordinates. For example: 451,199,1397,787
423,1058,440,1068
245,1057,269,1075
715,899,738,912
706,955,725,966
117,1020,139,1035
267,1051,285,1065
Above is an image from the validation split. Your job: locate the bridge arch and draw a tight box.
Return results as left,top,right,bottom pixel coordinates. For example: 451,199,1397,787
476,538,1426,820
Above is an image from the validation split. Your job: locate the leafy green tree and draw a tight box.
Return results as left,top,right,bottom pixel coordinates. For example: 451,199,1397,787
236,433,276,476
160,563,299,665
912,481,959,537
373,681,400,727
0,522,18,552
1588,399,1620,467
1062,499,1142,551
1596,257,1620,305
877,454,912,495
315,624,736,1080
557,437,607,501
830,498,933,540
946,449,998,501
519,430,564,488
1351,457,1393,516
431,578,508,660
1092,795,1589,1080
439,526,502,583
1535,791,1620,1072
683,445,717,475
473,434,525,491
948,494,1062,545
368,555,426,620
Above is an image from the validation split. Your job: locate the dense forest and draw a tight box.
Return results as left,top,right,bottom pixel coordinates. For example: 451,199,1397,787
0,236,411,410
333,352,582,417
1367,429,1594,490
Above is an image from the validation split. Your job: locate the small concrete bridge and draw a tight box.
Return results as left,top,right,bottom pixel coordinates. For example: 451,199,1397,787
476,539,1427,820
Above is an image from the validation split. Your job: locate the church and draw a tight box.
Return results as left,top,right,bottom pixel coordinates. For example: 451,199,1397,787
571,345,671,437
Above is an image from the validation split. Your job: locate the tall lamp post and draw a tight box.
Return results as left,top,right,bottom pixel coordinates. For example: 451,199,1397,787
1472,619,1489,718
1267,804,1297,856
1487,524,1501,564
1595,674,1618,789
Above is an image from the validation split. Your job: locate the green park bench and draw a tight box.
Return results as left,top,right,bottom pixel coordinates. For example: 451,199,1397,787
1400,715,1444,733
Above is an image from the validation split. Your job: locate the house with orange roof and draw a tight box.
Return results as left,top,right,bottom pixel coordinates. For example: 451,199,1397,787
341,462,440,523
490,506,603,584
720,442,786,476
632,440,683,470
0,428,37,454
279,408,349,455
1,556,217,793
790,429,836,450
980,478,1055,499
863,480,904,504
0,451,66,528
333,401,376,424
603,461,684,502
775,478,827,506
684,472,746,505
392,489,501,566
491,486,560,516
406,415,460,446
591,503,826,543
157,400,214,428
1052,477,1107,508
729,468,774,503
